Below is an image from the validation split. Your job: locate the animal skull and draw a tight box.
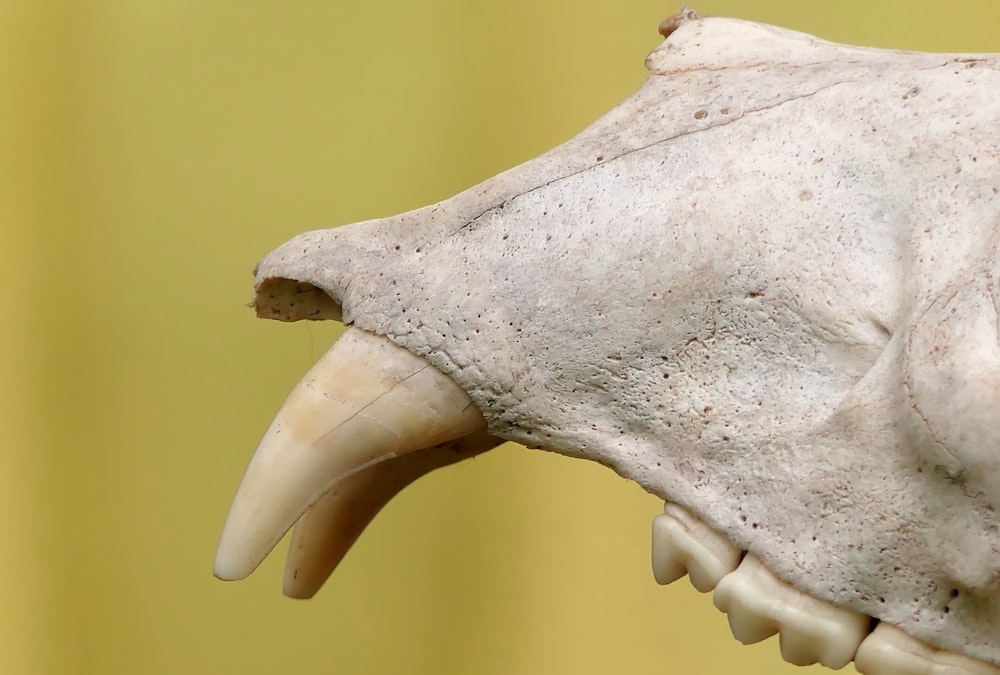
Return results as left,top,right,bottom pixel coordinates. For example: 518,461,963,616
215,10,1000,674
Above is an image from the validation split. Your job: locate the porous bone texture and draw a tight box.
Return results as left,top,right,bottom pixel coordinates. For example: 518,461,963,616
252,15,1000,664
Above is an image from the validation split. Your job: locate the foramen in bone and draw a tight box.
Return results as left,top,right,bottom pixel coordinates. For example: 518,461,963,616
215,11,1000,675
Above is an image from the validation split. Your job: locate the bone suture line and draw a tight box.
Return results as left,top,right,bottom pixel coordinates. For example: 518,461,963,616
216,8,1000,675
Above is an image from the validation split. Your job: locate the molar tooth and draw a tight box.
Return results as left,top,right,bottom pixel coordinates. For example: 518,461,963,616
855,623,1000,675
651,502,742,592
215,327,487,582
713,555,870,669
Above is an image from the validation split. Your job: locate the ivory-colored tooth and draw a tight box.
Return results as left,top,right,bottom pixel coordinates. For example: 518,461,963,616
855,623,1000,675
283,430,502,599
775,592,871,668
214,326,487,582
713,556,780,644
713,555,870,669
651,502,742,592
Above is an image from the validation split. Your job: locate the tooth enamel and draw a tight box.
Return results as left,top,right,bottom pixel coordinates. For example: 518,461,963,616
713,555,870,669
214,327,487,582
282,430,502,599
855,623,1000,675
651,503,742,592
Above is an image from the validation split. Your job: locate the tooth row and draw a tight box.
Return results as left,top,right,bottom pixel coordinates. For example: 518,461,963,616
651,504,1000,674
651,503,742,592
855,623,1000,675
713,554,871,669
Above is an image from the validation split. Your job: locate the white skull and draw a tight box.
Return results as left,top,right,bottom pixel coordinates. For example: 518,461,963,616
216,11,1000,674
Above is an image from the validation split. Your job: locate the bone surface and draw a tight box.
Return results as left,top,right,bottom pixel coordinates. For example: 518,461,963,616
221,9,1000,670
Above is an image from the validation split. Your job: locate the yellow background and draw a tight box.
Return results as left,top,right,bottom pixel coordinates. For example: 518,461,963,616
3,2,998,674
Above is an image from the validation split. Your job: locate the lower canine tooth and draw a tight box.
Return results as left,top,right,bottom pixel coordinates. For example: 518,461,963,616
214,326,487,582
713,555,870,669
283,430,502,599
855,623,1000,675
651,503,741,592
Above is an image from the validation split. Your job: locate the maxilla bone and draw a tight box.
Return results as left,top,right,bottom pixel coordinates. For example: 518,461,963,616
216,7,1000,673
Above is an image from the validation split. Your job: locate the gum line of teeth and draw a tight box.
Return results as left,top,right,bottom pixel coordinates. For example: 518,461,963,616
215,327,998,673
652,504,1000,674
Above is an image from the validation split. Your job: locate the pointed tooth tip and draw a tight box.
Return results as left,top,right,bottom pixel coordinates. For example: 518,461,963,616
212,561,249,582
213,571,241,582
213,537,262,581
281,573,322,600
215,326,486,582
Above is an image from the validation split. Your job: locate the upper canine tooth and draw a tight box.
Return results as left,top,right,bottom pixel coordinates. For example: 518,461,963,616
651,502,742,592
855,623,1000,675
282,430,502,599
214,327,487,582
713,555,871,669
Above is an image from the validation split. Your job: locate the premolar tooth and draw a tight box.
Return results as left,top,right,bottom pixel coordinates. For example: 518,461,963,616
283,430,502,599
651,502,741,592
214,326,487,582
713,555,779,644
855,623,1000,675
713,555,870,669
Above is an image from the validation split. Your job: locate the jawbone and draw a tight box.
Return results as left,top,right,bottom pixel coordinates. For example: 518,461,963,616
216,10,1000,674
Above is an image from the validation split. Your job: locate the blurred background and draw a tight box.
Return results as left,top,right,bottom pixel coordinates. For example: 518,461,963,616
3,1,998,673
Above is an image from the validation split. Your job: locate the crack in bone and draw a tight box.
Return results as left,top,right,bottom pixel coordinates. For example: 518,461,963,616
450,77,863,242
234,13,1000,670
